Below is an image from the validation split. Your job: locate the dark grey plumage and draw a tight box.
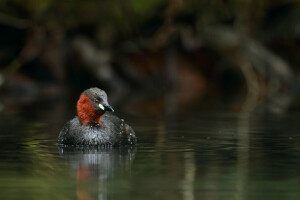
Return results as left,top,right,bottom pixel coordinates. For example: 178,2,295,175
58,112,136,146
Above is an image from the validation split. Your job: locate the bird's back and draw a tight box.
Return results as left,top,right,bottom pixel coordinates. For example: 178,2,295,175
58,113,136,146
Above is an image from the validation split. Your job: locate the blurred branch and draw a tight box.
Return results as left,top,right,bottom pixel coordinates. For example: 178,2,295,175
203,26,296,93
239,63,260,112
0,12,29,29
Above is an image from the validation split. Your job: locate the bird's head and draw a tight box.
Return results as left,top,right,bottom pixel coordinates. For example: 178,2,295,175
76,87,114,125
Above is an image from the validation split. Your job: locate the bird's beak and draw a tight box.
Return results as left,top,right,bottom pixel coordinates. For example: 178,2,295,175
99,103,114,112
104,104,114,112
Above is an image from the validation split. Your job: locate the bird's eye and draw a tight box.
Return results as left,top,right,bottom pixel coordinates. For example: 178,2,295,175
95,99,100,103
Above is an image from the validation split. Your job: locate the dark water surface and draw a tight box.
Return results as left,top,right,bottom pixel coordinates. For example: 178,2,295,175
1,101,300,200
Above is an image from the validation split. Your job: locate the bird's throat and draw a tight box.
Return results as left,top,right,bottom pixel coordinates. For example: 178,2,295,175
77,94,104,125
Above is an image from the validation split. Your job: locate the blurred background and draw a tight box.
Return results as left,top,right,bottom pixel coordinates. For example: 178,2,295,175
1,1,300,200
0,0,300,113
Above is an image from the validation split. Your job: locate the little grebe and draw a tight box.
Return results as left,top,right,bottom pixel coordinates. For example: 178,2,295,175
58,88,136,146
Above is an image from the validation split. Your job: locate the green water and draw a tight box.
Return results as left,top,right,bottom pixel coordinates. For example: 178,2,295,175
1,101,300,200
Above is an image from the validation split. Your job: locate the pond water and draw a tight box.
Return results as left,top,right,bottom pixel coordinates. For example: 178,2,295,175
1,98,300,200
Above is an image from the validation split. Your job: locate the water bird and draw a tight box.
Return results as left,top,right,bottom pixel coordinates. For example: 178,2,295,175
58,87,136,146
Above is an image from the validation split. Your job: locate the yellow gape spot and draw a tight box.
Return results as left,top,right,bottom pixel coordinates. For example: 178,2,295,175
99,104,104,110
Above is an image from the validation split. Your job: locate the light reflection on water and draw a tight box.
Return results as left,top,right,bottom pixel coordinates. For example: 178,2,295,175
0,105,300,200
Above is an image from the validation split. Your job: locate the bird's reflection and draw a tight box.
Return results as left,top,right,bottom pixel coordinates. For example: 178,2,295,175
58,146,136,200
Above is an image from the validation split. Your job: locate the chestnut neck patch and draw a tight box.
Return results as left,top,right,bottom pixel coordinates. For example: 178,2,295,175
77,94,103,125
